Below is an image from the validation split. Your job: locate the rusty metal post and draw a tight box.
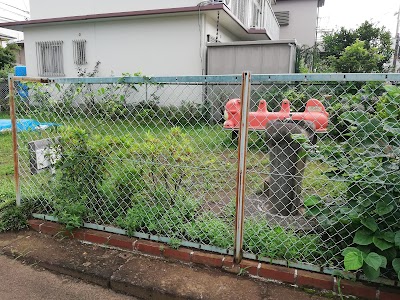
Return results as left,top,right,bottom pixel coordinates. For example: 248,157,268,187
8,74,21,206
234,71,251,264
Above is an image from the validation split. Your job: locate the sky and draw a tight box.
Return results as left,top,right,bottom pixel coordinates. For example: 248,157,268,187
0,0,29,40
0,0,399,40
319,0,400,37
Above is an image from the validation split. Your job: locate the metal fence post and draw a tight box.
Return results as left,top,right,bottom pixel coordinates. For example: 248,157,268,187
8,74,21,206
234,71,251,264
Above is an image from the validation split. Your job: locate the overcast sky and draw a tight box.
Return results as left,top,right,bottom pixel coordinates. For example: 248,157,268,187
0,0,29,40
0,0,399,39
319,0,400,37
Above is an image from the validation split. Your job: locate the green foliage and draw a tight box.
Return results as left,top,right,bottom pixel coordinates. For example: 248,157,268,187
168,238,182,249
54,200,87,231
0,64,14,80
134,127,194,192
331,40,383,73
319,21,393,73
0,43,19,78
243,218,322,261
117,186,201,238
184,212,233,248
304,84,400,281
0,200,38,232
55,127,109,199
0,205,27,232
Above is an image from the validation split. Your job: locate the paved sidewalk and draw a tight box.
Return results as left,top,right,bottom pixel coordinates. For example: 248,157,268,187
0,231,339,300
0,255,136,300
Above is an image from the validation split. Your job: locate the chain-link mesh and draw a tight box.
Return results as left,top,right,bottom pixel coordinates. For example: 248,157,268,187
14,76,243,254
0,79,9,113
11,75,400,281
244,77,400,280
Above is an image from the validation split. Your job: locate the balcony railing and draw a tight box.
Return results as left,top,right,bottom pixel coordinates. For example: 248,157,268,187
230,0,280,40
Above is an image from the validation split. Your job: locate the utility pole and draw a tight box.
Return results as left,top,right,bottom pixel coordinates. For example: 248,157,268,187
393,5,400,72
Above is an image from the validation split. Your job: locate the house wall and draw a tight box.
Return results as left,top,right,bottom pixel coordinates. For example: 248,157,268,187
30,0,206,20
24,16,204,77
272,0,319,46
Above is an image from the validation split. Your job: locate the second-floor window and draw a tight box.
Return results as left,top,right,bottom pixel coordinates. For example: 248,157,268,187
36,41,64,77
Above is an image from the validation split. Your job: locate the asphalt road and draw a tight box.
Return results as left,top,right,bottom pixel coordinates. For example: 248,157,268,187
0,255,137,300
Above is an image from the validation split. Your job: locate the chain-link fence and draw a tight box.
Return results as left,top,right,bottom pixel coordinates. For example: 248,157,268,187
9,74,400,283
0,79,9,112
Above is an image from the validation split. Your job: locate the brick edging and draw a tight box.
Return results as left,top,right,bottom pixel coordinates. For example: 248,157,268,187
28,220,400,300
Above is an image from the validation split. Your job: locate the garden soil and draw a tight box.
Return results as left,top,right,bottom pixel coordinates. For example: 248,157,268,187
0,230,340,300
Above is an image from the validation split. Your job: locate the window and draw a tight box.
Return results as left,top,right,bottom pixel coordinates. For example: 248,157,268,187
36,41,64,77
73,39,87,65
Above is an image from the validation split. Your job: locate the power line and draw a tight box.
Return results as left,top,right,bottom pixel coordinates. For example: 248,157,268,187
0,15,18,22
0,6,29,18
0,1,29,14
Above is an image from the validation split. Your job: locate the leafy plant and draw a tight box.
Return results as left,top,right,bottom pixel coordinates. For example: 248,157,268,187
0,205,27,232
304,84,400,280
184,212,233,249
243,218,322,261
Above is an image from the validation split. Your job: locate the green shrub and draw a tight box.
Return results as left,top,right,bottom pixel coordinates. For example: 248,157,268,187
243,218,322,261
184,212,233,249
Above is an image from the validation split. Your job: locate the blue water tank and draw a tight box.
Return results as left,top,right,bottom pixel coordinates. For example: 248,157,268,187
14,65,27,76
14,66,28,99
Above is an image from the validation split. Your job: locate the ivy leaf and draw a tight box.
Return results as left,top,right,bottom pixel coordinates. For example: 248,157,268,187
393,259,400,281
361,217,378,232
395,231,400,248
375,201,394,216
354,230,373,245
393,258,400,273
344,250,363,271
342,247,360,256
373,236,393,251
364,252,382,271
380,255,387,269
382,232,395,243
379,247,397,262
362,264,380,280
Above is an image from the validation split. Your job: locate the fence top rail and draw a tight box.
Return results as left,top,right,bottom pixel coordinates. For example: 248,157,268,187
10,73,400,84
50,75,243,84
252,73,400,82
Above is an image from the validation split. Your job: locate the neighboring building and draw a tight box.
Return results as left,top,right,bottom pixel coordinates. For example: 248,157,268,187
272,0,325,46
0,0,324,77
12,41,25,65
0,33,15,47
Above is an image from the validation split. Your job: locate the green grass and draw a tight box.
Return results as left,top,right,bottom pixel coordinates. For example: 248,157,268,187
0,112,15,204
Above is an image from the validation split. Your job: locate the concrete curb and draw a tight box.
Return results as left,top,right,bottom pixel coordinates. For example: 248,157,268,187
29,220,400,300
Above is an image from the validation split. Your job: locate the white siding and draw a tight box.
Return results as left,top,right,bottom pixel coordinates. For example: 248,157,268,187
24,16,203,77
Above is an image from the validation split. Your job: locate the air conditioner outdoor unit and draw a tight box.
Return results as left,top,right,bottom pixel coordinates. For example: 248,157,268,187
211,0,232,10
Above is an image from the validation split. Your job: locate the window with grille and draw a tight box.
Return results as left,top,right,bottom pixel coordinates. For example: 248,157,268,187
73,39,87,65
36,41,64,77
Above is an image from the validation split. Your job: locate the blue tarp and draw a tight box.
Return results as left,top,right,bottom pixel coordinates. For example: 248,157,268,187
0,119,59,132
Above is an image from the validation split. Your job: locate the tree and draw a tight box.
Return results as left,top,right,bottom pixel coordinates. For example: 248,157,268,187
0,43,19,78
333,40,383,73
319,21,393,73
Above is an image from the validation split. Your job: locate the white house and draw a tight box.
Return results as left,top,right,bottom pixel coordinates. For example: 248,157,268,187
0,0,324,77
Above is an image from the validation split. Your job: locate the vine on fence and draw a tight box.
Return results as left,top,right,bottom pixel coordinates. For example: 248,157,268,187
304,84,400,280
